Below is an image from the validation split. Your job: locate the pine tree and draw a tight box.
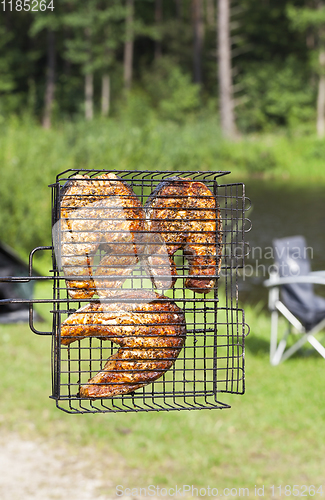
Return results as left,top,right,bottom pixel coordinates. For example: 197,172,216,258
63,0,125,119
95,2,126,116
288,0,325,137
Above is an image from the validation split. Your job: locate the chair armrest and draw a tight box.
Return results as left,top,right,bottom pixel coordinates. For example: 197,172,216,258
264,272,325,288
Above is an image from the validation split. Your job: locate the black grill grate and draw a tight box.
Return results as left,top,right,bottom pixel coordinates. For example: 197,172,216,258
2,169,250,414
41,169,250,413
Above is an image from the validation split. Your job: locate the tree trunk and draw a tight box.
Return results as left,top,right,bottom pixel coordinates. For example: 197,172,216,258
317,50,325,138
155,0,163,60
124,0,134,92
306,30,315,49
205,0,215,27
175,0,182,19
217,0,236,138
101,73,110,117
42,29,55,129
317,1,325,138
193,0,204,85
84,26,93,121
85,72,94,121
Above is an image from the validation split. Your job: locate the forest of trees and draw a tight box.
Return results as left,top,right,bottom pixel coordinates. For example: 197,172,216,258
2,0,325,257
0,0,324,135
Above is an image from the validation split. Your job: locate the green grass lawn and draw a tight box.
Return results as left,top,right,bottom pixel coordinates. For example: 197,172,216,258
1,299,324,496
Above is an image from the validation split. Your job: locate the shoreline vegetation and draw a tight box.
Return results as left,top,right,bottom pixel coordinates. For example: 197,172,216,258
2,114,325,181
1,114,325,260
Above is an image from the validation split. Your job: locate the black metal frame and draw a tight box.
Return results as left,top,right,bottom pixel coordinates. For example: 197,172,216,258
0,169,250,414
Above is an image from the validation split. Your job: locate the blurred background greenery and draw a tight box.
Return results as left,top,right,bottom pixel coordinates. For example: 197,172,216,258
0,0,322,132
1,0,325,260
1,0,325,497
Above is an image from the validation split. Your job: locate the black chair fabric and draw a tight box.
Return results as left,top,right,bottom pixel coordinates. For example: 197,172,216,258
273,236,325,330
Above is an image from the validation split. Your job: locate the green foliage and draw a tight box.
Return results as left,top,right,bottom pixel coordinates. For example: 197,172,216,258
62,0,124,75
237,59,315,132
303,135,325,160
29,5,61,35
0,28,16,93
117,90,154,125
1,116,325,258
287,3,325,80
238,0,308,63
142,57,201,122
219,141,278,173
287,4,325,32
0,116,61,254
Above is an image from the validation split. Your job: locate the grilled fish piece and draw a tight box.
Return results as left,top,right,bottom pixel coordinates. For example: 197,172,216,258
60,291,186,398
141,231,177,290
145,177,222,293
57,173,145,299
79,347,180,398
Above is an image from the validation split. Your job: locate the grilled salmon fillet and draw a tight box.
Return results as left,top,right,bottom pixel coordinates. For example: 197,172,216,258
145,177,222,293
60,291,186,398
58,173,145,299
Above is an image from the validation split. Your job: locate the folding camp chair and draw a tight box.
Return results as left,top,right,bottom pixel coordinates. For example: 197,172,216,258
264,236,325,365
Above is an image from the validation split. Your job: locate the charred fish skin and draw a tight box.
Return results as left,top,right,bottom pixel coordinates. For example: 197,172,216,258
60,291,186,398
57,173,145,299
60,291,186,347
145,177,222,293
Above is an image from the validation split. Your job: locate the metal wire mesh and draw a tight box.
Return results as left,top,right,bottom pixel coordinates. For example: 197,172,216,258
37,169,251,414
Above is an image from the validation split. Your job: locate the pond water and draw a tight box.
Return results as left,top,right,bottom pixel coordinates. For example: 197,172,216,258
229,176,325,306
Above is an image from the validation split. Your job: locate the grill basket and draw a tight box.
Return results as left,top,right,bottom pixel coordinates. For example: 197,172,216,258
6,169,251,414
